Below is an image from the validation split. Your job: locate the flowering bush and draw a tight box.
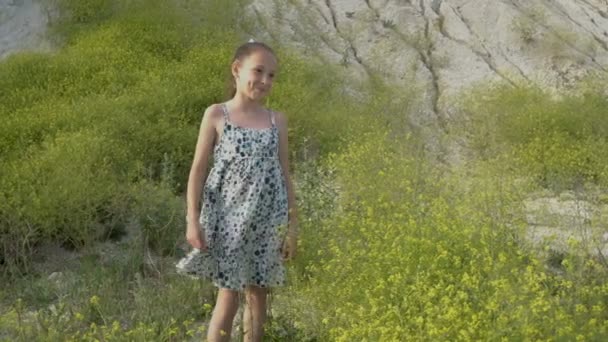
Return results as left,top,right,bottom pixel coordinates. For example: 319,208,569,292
290,130,608,340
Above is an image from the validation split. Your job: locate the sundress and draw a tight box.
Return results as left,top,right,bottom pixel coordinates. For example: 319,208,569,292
176,102,289,291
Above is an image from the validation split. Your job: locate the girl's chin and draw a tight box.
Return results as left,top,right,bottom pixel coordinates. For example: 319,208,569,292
249,91,268,100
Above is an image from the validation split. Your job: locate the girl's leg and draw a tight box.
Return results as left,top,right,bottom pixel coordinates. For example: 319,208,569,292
207,288,240,342
242,285,268,342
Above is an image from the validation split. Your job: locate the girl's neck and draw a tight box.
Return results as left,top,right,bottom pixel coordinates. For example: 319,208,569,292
229,93,264,114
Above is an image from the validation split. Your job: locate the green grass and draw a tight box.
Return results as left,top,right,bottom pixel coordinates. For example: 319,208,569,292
456,81,608,192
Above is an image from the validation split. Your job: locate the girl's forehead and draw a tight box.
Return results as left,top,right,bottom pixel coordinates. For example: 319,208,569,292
243,50,278,69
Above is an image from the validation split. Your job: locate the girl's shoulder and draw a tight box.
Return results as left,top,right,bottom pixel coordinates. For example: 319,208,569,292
204,103,225,115
267,108,287,127
198,103,225,134
202,103,225,122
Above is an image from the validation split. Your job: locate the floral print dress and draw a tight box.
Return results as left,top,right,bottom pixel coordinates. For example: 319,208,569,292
176,102,289,291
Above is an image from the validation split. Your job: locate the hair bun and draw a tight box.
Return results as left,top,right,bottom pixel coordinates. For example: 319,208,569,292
248,38,256,43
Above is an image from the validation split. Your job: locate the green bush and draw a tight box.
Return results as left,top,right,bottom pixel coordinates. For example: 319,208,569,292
459,82,608,191
128,155,185,257
0,0,244,270
0,129,131,271
1,0,394,272
287,131,608,340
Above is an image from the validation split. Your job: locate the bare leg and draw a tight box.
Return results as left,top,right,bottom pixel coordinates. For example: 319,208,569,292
243,285,268,342
207,288,240,342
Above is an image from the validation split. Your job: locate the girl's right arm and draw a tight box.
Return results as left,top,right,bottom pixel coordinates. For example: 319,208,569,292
186,104,222,249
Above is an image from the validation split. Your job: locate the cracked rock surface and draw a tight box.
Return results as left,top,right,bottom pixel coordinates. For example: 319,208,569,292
0,0,55,60
524,193,608,257
245,0,608,131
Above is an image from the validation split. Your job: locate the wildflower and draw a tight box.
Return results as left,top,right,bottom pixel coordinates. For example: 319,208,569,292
89,295,100,306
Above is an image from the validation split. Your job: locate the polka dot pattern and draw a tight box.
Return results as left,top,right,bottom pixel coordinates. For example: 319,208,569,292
176,103,289,290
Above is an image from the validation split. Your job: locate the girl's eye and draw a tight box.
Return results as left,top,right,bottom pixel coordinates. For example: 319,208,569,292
255,69,262,73
269,74,275,78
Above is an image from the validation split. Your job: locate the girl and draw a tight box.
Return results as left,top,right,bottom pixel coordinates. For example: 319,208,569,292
176,40,298,342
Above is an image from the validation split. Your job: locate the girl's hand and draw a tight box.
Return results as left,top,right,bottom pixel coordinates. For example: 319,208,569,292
186,221,208,251
281,233,297,261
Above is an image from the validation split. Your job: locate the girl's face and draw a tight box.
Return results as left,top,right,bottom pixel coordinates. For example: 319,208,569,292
233,49,278,101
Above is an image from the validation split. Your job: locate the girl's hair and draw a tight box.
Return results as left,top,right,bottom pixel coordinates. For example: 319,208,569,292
225,41,277,99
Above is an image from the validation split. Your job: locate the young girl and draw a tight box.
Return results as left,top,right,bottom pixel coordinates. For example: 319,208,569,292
176,40,298,342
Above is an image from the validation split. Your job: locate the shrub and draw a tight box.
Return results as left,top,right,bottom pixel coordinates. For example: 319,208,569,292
289,130,608,340
128,154,185,257
458,82,608,191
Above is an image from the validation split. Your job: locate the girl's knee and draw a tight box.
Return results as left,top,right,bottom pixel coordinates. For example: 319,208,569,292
245,285,267,297
218,287,241,301
244,286,268,308
215,288,240,311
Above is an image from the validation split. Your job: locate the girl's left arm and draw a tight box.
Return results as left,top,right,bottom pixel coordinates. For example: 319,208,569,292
276,111,298,236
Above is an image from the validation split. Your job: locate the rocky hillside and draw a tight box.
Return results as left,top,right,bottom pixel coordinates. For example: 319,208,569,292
0,0,55,59
246,0,608,131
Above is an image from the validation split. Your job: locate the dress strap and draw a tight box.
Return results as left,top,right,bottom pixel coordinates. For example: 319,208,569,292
269,110,276,126
221,103,230,122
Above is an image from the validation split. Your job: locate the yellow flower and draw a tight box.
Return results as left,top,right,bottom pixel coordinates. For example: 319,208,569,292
89,295,100,306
